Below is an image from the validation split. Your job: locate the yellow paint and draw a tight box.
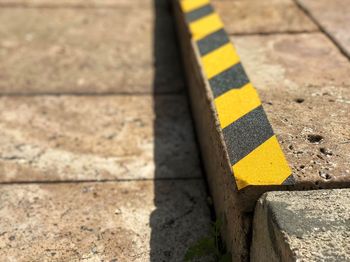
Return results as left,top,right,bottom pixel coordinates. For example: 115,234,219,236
181,0,210,12
189,13,224,41
232,136,291,190
214,83,261,129
201,43,240,79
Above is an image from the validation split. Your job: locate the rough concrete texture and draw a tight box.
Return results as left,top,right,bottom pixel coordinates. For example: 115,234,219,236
0,0,213,261
251,189,350,262
233,33,350,190
212,0,317,34
0,180,212,261
0,5,183,94
0,0,148,7
0,95,201,181
298,0,350,58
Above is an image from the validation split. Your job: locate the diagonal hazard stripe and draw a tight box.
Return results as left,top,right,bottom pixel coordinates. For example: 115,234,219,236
185,4,214,23
189,13,224,40
181,0,210,12
233,136,292,190
197,28,230,56
178,0,292,189
222,105,274,166
215,83,261,129
209,63,250,97
201,43,240,79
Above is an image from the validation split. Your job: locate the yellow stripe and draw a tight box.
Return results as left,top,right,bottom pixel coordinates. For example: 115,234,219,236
189,13,224,41
232,136,291,190
214,83,261,129
201,43,239,79
181,0,210,12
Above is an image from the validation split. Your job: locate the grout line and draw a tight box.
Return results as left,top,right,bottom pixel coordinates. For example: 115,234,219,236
0,176,204,186
293,0,350,61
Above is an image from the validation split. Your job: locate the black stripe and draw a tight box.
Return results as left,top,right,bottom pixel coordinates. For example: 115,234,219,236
209,63,250,98
197,29,230,56
282,175,295,185
222,105,274,165
185,4,214,23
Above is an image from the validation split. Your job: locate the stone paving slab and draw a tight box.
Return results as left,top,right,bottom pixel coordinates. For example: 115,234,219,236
0,180,211,261
0,95,201,182
233,33,350,189
0,0,146,7
0,6,183,94
0,0,153,7
297,0,350,58
251,189,350,261
212,0,317,34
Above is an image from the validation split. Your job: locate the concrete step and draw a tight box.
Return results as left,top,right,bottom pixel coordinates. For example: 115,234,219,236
173,0,350,260
251,189,350,261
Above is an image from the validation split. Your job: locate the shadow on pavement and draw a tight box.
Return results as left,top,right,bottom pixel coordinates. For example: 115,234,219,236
149,0,212,261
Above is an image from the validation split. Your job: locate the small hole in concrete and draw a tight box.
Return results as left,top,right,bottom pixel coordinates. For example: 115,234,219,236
299,165,305,169
294,98,305,103
288,145,294,150
319,171,332,180
307,134,324,143
320,147,333,156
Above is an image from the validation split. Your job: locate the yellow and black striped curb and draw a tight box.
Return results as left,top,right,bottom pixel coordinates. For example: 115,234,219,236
179,0,294,190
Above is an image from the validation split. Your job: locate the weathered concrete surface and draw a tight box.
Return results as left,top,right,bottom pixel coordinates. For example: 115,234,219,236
0,5,183,94
212,0,317,34
234,33,350,189
0,180,212,261
173,3,253,261
251,189,350,262
0,95,201,181
0,1,212,262
298,0,350,58
0,0,148,6
174,0,350,257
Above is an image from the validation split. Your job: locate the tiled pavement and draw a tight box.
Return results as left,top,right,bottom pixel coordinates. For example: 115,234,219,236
0,0,349,261
0,0,212,261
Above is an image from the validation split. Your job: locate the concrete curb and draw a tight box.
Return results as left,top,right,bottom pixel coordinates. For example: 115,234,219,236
172,0,350,260
251,189,350,261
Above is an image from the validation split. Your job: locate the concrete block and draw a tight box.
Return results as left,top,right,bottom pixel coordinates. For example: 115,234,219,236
0,95,201,181
0,180,211,261
212,0,317,34
173,1,350,260
251,189,350,261
234,33,350,190
0,5,183,94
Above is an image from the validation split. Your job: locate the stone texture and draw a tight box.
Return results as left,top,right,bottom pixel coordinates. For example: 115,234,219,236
212,0,317,34
0,180,211,261
0,0,150,7
0,95,201,181
251,189,350,262
0,4,183,94
233,33,350,190
298,0,350,57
